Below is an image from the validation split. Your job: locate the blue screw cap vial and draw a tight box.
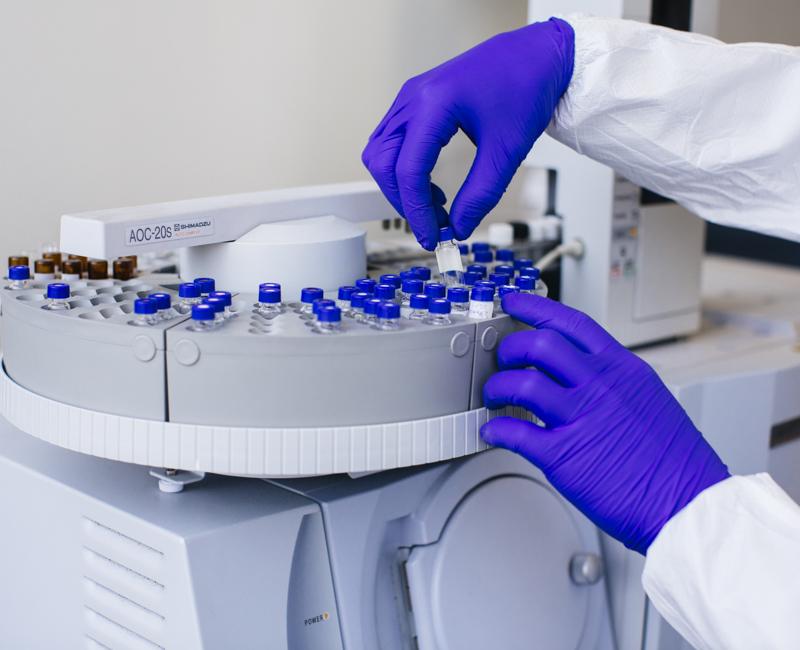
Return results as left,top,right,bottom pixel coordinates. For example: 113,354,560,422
193,277,215,294
317,305,342,323
462,271,482,286
338,285,356,301
355,278,376,293
259,287,281,303
312,298,336,315
429,298,452,314
458,244,469,256
518,266,541,280
301,287,324,304
424,282,446,299
410,266,432,281
149,292,172,310
447,287,469,303
410,293,429,310
364,297,383,316
515,275,535,290
471,242,490,252
489,273,511,286
379,274,401,288
499,285,521,298
401,278,424,295
8,265,30,280
179,282,200,299
495,264,515,276
474,250,493,263
378,302,400,319
466,263,487,277
471,286,495,302
204,296,226,313
438,226,455,242
209,291,231,307
134,298,157,315
259,282,281,291
350,291,370,308
514,258,533,271
191,303,215,321
496,249,514,262
46,283,70,299
374,284,396,300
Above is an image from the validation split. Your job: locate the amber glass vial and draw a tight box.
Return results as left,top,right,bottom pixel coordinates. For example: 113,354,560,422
87,259,109,280
34,259,55,275
113,258,135,281
8,255,29,268
42,251,62,270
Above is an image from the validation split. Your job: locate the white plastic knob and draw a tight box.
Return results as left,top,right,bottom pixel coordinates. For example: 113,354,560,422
487,223,514,247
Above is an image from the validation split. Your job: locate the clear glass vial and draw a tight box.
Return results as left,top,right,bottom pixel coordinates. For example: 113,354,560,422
514,275,536,294
374,283,397,302
188,303,216,332
372,301,401,331
408,293,429,320
355,278,376,294
447,287,469,314
498,285,520,312
7,265,31,290
379,274,402,290
131,298,158,326
314,305,342,334
193,277,216,296
469,286,495,320
494,264,515,277
203,297,226,324
495,249,515,264
149,292,175,321
337,285,356,314
363,297,383,325
42,282,70,310
349,291,370,322
435,226,463,286
424,282,446,300
410,266,432,282
176,282,202,314
209,290,235,319
300,287,324,317
256,287,282,316
312,299,336,323
473,250,493,265
425,298,452,326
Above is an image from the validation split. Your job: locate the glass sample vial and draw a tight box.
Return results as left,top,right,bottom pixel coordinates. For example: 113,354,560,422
193,277,215,296
424,282,446,300
379,274,401,290
131,298,158,326
300,287,324,317
189,303,216,332
256,287,282,316
471,242,490,254
149,292,175,321
7,265,31,290
42,251,62,272
461,271,482,288
176,282,202,314
435,226,464,286
8,255,29,268
498,285,520,312
372,301,401,331
68,255,88,275
408,293,429,320
447,287,469,314
314,305,342,334
363,297,383,325
33,259,56,281
425,298,452,326
473,250,493,264
349,291,370,322
87,259,108,280
203,297,226,324
469,286,495,320
113,257,135,281
522,267,548,296
489,272,511,287
400,279,424,316
42,283,70,310
410,266,432,282
458,244,469,259
514,258,533,272
494,264,515,277
495,249,515,263
355,278,376,294
514,275,535,294
466,263,487,278
209,291,235,319
312,299,336,322
60,259,82,281
374,283,396,302
337,286,356,313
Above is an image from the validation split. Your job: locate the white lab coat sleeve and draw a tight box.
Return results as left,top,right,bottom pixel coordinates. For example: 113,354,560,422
547,15,800,242
642,473,800,649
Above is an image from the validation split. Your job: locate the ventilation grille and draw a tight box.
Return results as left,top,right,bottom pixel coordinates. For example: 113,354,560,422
81,517,166,650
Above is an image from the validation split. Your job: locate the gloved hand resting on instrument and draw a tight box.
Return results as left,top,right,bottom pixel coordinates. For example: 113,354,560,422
362,18,575,250
481,293,731,555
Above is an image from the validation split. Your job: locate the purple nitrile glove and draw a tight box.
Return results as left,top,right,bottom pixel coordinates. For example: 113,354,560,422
481,294,730,555
362,18,575,251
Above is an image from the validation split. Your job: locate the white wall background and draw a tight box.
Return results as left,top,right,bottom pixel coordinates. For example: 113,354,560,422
0,1,527,266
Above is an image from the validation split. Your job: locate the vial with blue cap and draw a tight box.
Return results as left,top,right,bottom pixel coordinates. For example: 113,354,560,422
363,297,383,325
425,298,452,326
349,291,370,322
458,243,469,259
203,296,227,324
374,283,397,302
424,282,446,300
193,277,215,296
408,293,429,320
337,286,356,313
514,258,533,272
314,305,342,334
379,274,401,290
435,226,463,286
149,292,176,321
471,242,490,253
462,271,482,287
176,282,201,314
42,283,70,311
447,287,469,314
256,287,282,316
189,303,216,332
410,266,432,281
466,263,487,278
496,249,515,263
518,266,548,296
515,275,535,294
355,278,376,294
473,249,493,264
498,285,520,312
372,301,401,331
400,278,424,315
494,264,515,277
132,298,158,326
7,265,31,291
469,285,495,320
299,287,324,317
489,272,511,287
209,290,235,319
312,298,336,319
